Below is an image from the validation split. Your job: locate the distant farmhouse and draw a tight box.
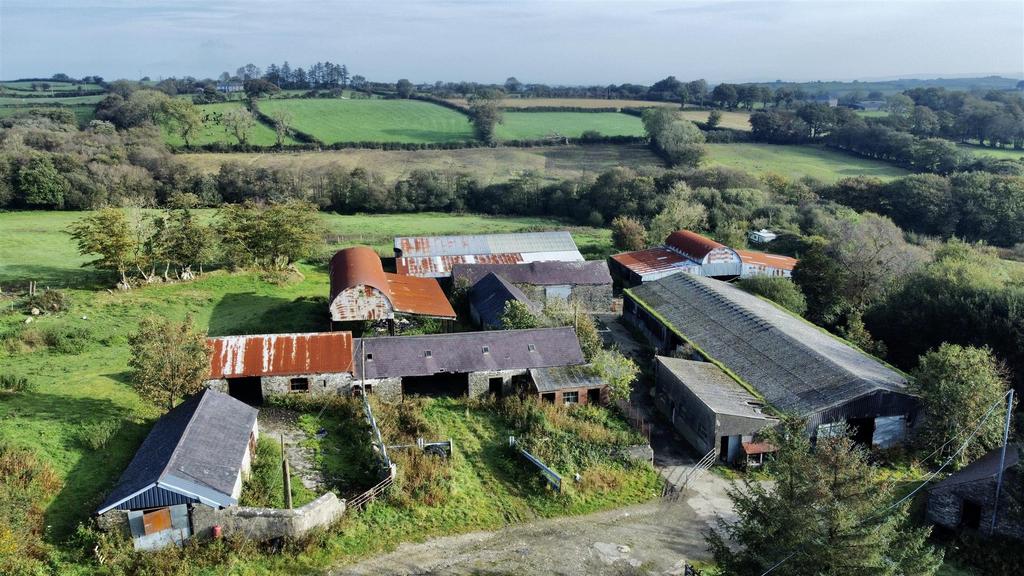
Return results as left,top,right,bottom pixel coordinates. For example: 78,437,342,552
216,82,244,93
96,389,258,550
329,246,456,327
609,230,797,286
394,232,584,278
927,445,1023,539
625,273,917,449
812,94,839,107
453,260,613,313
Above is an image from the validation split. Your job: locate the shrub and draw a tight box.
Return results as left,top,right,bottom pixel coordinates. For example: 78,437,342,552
43,324,94,354
24,289,70,313
0,444,62,575
74,419,119,450
0,374,35,393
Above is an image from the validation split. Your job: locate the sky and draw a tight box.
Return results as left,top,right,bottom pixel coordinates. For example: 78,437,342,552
1,0,1021,85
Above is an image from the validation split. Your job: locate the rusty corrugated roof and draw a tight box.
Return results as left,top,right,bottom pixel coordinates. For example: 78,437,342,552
665,230,726,261
207,332,354,378
386,273,457,318
329,246,456,319
394,232,579,258
329,246,390,304
610,247,700,280
735,249,798,271
396,253,526,278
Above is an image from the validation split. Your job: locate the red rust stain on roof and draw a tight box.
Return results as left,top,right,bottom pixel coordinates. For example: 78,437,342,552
385,273,457,318
735,249,798,271
330,246,456,319
741,442,778,456
395,253,525,277
665,230,726,260
329,246,390,303
611,247,694,276
208,332,354,378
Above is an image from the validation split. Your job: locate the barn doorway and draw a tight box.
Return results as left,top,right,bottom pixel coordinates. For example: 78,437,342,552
847,417,876,447
402,372,469,397
960,500,982,529
488,377,504,397
226,377,263,405
587,388,602,405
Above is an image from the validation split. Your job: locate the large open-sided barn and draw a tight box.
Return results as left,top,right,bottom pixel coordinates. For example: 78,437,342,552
609,230,796,286
205,332,355,404
329,246,456,326
394,231,585,278
452,260,613,312
625,273,916,446
96,389,258,550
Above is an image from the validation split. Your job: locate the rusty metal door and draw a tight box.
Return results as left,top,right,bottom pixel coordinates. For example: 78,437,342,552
142,507,171,535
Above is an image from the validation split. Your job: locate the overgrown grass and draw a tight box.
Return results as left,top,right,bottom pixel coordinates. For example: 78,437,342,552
240,437,317,508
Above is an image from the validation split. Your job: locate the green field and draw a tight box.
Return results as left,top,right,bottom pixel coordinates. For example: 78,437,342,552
959,143,1024,160
495,111,644,140
0,81,104,93
258,98,475,144
705,143,910,181
163,101,297,147
0,94,104,105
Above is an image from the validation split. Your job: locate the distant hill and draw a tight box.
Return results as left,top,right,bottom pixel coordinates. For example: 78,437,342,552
744,76,1022,96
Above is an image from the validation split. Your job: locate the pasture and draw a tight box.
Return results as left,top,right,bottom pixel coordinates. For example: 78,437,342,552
258,98,475,144
0,80,104,93
445,97,677,109
0,94,104,105
959,143,1024,160
163,101,296,147
678,109,751,131
705,143,910,181
496,111,645,140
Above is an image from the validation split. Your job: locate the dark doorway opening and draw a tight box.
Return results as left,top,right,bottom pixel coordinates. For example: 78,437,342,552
960,500,982,529
847,417,876,447
720,436,729,461
541,392,556,403
227,377,263,405
488,377,504,397
402,372,469,397
587,388,602,405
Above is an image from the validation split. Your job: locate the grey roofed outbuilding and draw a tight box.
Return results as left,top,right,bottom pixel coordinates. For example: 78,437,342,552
656,356,772,420
529,364,605,393
627,273,909,416
470,272,540,329
394,231,580,258
97,389,257,514
452,260,613,287
931,445,1020,491
353,327,585,379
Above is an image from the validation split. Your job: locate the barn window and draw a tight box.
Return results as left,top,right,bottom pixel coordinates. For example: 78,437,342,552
482,346,490,354
424,350,432,357
289,378,309,392
527,344,537,352
562,391,579,404
365,384,373,395
365,353,373,361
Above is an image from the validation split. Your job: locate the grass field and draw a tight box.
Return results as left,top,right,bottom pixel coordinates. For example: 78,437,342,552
958,142,1024,160
705,143,910,181
0,81,104,93
258,98,475,144
496,111,645,140
445,97,678,109
679,109,752,131
163,101,297,147
0,94,104,105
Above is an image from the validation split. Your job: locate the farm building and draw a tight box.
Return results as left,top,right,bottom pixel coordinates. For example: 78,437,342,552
748,229,778,244
851,100,887,111
927,445,1023,539
205,332,355,404
96,389,258,550
654,356,776,463
528,364,607,405
329,246,456,325
469,272,541,329
609,230,796,286
352,327,586,399
452,260,613,312
394,231,585,278
624,273,917,445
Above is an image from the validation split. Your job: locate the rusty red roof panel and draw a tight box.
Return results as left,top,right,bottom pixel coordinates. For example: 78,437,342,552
329,246,390,303
395,253,526,277
610,247,700,278
385,273,457,318
741,442,778,456
735,249,798,271
208,332,354,378
665,230,726,260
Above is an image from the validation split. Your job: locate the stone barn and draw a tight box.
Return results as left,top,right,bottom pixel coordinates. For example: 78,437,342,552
96,389,258,550
469,272,541,329
352,327,586,399
205,332,355,404
329,246,456,328
452,260,614,312
624,273,917,446
393,231,585,278
927,445,1023,539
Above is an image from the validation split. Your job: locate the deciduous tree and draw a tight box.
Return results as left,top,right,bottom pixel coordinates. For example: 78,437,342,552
222,107,257,145
128,315,211,412
611,215,647,251
67,208,137,286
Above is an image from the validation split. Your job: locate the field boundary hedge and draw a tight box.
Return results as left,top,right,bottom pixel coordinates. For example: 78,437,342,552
172,133,648,153
248,99,323,145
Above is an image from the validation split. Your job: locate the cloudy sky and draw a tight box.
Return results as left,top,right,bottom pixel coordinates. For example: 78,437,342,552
1,0,1021,84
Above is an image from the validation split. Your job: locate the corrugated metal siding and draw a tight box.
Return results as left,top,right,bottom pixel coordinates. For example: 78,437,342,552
804,390,919,434
395,232,579,258
208,333,354,378
115,486,198,511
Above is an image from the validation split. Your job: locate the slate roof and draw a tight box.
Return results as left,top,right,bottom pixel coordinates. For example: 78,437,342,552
452,260,612,287
656,356,773,420
97,389,257,514
932,445,1020,492
353,327,585,379
207,332,354,378
628,273,909,416
470,272,540,329
529,364,605,393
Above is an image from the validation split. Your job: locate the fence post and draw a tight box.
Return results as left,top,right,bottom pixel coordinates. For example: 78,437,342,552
281,434,293,509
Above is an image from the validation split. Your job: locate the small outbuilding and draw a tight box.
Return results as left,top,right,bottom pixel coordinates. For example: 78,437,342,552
926,445,1023,539
96,389,258,550
452,260,613,312
469,272,540,329
654,356,776,463
529,364,607,405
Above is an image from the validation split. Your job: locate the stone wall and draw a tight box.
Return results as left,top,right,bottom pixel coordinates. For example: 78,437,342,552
926,474,1024,539
262,372,353,396
468,369,525,398
191,492,346,542
358,377,402,402
516,284,614,313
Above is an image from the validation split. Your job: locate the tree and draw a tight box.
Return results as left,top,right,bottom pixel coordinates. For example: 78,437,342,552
711,83,739,108
504,77,523,93
218,200,325,269
611,215,647,251
146,206,216,279
541,299,602,360
792,237,848,325
648,182,708,242
161,98,203,147
467,90,504,143
706,109,722,129
222,107,257,145
500,300,539,330
16,155,68,208
736,276,807,315
913,344,1010,467
395,78,414,98
910,105,940,137
706,419,942,576
243,78,279,99
886,93,915,127
67,208,138,286
270,108,294,146
641,108,706,167
589,348,639,401
128,315,211,412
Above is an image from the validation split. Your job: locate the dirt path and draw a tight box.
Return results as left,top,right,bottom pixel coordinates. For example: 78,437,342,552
257,407,324,491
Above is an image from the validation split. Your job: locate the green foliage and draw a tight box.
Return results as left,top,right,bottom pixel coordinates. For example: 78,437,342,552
541,299,602,361
0,374,34,393
468,90,505,143
641,108,706,167
610,215,647,251
588,348,639,401
145,206,216,278
23,288,70,314
74,419,119,451
648,182,708,243
67,208,138,285
0,444,61,576
240,436,317,508
500,300,539,330
218,200,325,269
16,154,68,208
706,418,942,576
127,314,210,411
736,276,807,315
912,344,1010,467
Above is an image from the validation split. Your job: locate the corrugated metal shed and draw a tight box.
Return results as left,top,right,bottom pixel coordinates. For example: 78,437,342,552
735,249,798,271
452,260,612,287
609,247,701,282
97,389,257,514
353,327,585,379
329,247,456,319
627,273,912,416
394,231,580,258
208,332,354,378
470,272,540,329
665,230,726,261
